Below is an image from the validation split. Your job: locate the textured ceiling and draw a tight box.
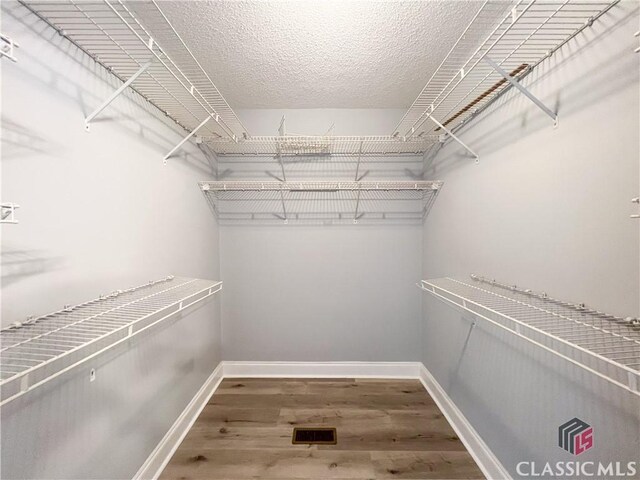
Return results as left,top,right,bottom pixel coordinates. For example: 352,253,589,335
151,1,482,109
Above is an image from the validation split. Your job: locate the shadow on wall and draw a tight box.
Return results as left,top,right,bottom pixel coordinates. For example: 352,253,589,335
1,3,215,177
1,248,64,287
0,117,60,159
425,304,640,475
72,307,203,477
0,302,209,480
423,4,639,178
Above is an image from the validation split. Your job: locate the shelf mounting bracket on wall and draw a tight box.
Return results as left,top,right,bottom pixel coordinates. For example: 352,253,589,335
353,189,363,224
423,110,479,163
484,57,558,127
163,114,214,164
276,148,287,223
85,59,154,132
0,33,19,62
275,116,288,223
354,140,364,181
1,203,20,224
276,115,288,181
279,189,288,224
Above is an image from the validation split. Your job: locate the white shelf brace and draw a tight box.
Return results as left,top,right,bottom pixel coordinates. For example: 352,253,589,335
354,140,364,181
425,112,479,163
85,59,153,132
353,188,362,224
275,115,288,182
0,33,19,62
277,155,287,182
279,189,288,224
276,116,288,223
163,114,213,164
484,57,558,127
1,203,20,224
353,140,365,222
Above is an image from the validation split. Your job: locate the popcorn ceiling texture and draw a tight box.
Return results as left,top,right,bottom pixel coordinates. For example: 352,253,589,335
151,1,482,109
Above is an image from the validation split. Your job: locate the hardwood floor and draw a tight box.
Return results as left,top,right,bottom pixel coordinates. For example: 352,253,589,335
160,378,484,480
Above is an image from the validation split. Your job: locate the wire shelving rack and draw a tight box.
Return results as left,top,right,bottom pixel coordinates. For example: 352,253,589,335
23,0,248,141
419,275,640,397
395,0,618,140
0,276,222,406
205,135,438,157
200,181,443,225
21,1,436,157
23,0,618,159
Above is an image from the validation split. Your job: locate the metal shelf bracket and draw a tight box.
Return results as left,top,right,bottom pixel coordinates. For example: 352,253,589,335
0,33,19,62
425,111,479,163
353,189,362,224
85,59,154,132
1,203,20,224
279,189,288,224
276,116,288,222
354,140,364,181
484,57,558,127
163,114,214,164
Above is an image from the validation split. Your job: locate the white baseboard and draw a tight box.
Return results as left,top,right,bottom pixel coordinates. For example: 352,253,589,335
222,361,422,378
133,362,224,480
418,364,511,480
134,361,507,480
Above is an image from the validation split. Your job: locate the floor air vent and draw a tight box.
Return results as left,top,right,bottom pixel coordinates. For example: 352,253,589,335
292,427,337,445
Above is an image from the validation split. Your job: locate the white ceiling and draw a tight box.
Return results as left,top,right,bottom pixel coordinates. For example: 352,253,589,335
154,1,482,109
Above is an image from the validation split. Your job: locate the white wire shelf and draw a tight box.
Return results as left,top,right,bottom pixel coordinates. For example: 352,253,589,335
395,0,618,139
23,0,247,140
0,32,20,62
419,275,640,397
1,203,20,224
24,0,617,160
205,135,438,157
0,276,222,406
200,181,443,225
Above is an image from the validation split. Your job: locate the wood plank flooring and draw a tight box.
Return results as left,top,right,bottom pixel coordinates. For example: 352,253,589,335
160,378,484,480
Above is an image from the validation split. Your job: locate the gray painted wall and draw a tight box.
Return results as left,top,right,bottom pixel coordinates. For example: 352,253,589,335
220,224,422,361
218,109,424,362
1,3,221,479
421,3,640,478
